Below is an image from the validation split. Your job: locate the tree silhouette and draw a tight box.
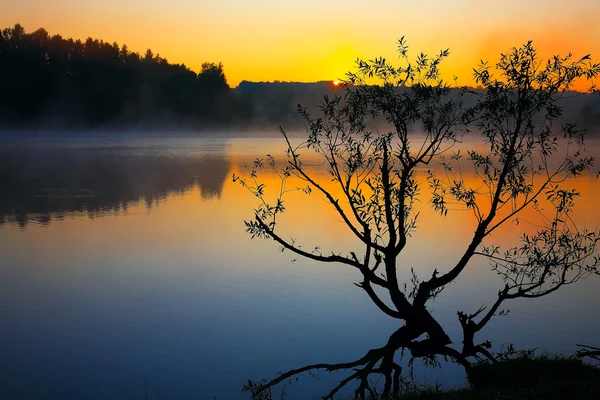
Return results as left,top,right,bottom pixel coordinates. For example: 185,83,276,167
235,40,600,399
0,24,240,128
2,24,599,132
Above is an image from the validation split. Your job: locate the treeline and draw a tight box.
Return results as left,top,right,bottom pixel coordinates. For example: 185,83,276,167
0,24,247,128
1,24,599,131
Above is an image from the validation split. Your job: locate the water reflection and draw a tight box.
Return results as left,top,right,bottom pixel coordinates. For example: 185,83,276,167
0,140,230,228
0,137,598,400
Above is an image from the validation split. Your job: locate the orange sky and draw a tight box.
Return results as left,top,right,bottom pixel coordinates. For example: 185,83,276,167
2,0,599,87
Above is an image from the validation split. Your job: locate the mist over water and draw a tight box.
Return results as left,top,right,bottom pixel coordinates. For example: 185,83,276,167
0,135,599,399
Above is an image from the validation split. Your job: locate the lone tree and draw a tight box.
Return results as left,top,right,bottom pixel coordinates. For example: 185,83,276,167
234,39,600,399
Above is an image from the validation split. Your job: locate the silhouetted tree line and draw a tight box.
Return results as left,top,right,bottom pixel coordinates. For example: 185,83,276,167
1,24,599,132
235,80,344,128
0,24,243,128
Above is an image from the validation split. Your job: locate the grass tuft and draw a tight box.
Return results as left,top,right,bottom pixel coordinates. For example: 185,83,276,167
392,355,600,400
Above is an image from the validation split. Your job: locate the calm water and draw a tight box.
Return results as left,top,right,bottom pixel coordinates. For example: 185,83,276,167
0,136,599,399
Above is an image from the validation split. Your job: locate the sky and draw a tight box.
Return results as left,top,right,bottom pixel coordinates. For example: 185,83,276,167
2,0,599,87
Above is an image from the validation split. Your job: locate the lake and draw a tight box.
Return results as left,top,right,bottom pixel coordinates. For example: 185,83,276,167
1,135,599,399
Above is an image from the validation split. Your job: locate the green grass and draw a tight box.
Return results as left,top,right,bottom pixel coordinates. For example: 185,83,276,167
394,355,600,400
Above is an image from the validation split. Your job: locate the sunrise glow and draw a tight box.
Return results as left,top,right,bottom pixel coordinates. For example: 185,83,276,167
2,1,600,398
1,0,598,89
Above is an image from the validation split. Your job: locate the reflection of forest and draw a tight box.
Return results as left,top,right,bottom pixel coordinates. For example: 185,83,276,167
0,145,230,228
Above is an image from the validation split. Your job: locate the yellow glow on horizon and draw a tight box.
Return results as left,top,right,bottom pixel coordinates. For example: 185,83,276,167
1,1,599,89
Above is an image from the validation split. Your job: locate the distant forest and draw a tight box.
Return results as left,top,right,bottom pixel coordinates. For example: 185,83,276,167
1,24,599,132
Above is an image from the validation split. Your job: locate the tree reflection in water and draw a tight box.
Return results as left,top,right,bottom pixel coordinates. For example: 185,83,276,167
0,142,230,228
